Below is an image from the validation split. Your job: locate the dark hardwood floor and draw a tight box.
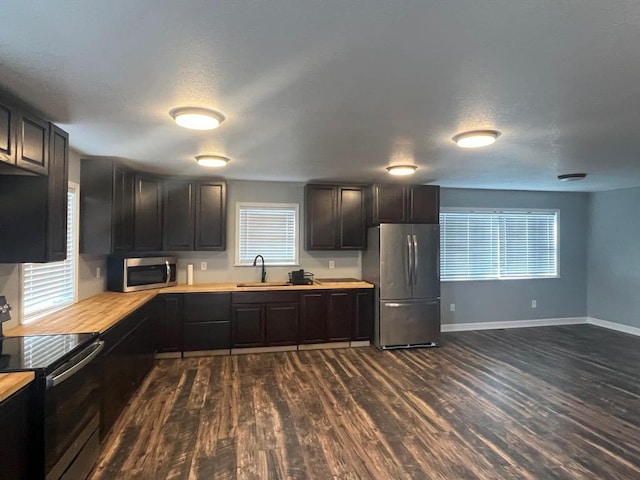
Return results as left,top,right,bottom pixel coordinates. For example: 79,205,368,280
90,325,640,479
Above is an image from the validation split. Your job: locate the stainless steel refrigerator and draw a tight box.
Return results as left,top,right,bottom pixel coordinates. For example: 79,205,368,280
362,224,440,349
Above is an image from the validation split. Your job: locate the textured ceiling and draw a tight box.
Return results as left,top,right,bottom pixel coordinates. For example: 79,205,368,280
1,1,640,191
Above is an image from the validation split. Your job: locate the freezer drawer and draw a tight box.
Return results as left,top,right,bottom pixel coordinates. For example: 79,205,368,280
377,299,440,349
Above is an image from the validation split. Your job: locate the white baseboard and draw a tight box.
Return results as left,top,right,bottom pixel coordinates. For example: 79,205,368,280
586,317,640,337
441,317,587,332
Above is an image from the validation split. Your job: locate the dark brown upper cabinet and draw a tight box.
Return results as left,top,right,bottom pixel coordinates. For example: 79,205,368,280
133,174,162,251
305,184,366,250
16,110,49,175
370,184,439,225
0,101,16,167
0,123,69,263
80,159,135,254
46,125,69,261
163,178,226,251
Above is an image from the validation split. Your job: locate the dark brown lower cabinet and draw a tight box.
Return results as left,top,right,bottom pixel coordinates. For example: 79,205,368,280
265,303,299,346
100,303,155,439
0,384,31,480
301,291,353,343
182,293,231,351
231,291,300,348
232,305,265,347
156,294,182,353
353,289,374,341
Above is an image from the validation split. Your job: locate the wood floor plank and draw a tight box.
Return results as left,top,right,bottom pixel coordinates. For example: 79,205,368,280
91,325,640,480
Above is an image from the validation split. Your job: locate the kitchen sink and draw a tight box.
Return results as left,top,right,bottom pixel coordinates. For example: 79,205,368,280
235,282,292,287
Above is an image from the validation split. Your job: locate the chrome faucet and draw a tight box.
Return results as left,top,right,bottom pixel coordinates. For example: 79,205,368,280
252,255,266,283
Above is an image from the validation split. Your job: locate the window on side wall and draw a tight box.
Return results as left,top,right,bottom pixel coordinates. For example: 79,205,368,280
236,202,299,266
21,183,78,323
439,208,559,281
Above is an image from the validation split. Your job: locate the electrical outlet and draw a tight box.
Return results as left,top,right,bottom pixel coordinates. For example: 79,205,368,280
531,299,537,308
95,267,101,279
200,261,207,271
329,260,335,269
449,303,455,312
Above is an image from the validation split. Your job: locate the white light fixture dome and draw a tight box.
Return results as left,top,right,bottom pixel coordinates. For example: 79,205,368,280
452,130,501,148
170,107,225,130
195,155,230,167
386,165,417,176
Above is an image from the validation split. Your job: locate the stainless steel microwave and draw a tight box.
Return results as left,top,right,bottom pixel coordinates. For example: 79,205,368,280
106,256,177,292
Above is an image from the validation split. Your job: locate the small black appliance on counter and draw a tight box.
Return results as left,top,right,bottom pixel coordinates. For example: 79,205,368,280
289,269,314,285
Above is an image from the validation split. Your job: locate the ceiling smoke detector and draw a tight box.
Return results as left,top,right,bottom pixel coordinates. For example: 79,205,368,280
386,165,418,176
169,107,225,130
452,130,501,148
557,173,587,182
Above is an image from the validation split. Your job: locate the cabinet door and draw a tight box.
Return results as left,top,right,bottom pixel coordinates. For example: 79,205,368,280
16,110,49,174
46,125,69,261
299,292,327,344
194,181,226,250
353,289,374,341
408,185,439,224
158,294,182,353
232,304,265,347
133,174,162,251
305,184,336,250
265,303,299,346
0,101,16,165
372,184,407,224
0,386,31,480
163,179,194,250
112,166,135,252
338,186,365,249
326,290,352,342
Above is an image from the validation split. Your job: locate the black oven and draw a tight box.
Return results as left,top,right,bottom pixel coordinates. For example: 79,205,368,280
107,255,177,292
0,333,103,480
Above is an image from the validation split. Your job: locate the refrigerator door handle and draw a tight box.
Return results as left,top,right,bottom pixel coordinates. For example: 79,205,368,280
406,234,413,285
412,234,418,285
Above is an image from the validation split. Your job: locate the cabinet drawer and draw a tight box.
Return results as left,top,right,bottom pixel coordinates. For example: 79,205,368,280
231,290,299,304
183,293,231,322
183,321,230,351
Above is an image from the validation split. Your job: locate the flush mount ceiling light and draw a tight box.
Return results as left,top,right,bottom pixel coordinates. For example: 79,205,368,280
386,165,418,176
169,107,225,130
558,173,587,182
452,130,501,148
195,155,230,167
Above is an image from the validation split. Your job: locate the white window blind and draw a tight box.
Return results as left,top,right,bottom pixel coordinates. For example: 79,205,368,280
22,187,77,322
236,203,298,265
440,209,558,281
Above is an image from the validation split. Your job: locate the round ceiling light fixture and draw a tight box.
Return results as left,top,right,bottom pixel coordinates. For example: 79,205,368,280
195,155,230,167
386,165,418,176
452,130,501,148
557,173,587,182
169,107,225,130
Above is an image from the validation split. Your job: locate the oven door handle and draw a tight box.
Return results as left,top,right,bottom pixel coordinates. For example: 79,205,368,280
46,341,105,388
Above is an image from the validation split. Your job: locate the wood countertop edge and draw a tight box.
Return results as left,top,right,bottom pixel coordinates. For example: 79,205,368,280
0,372,35,403
4,282,374,337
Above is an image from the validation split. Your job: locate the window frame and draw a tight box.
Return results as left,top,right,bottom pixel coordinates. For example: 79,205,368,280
235,202,300,267
439,207,561,282
20,181,79,324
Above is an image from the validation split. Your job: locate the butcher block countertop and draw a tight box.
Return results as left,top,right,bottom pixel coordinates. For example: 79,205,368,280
0,372,35,403
163,280,373,293
5,290,160,336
